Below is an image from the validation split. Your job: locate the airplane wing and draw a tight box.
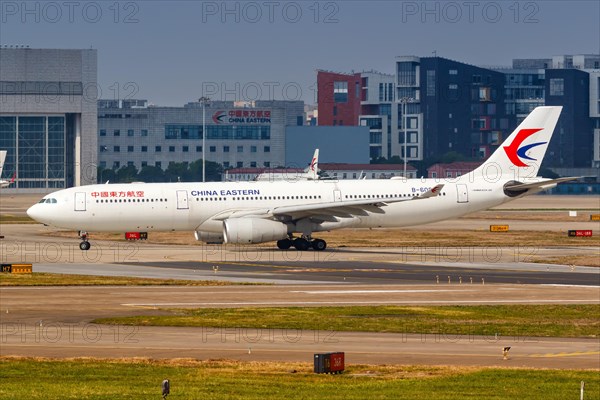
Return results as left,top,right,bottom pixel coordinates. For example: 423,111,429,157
211,184,445,222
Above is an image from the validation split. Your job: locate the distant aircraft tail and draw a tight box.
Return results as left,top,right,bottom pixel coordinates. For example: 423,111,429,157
0,150,6,178
472,106,562,180
304,148,319,180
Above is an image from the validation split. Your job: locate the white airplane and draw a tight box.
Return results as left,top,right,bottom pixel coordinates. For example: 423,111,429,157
27,106,574,251
0,151,16,188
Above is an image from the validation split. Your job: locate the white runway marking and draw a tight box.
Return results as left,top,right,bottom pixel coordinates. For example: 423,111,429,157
289,289,475,294
122,299,599,307
541,284,600,288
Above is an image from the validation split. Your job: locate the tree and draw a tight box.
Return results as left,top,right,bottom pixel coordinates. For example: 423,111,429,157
97,166,116,183
138,165,166,182
116,165,138,183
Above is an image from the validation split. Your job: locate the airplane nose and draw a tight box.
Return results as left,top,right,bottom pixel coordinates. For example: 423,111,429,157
26,204,42,222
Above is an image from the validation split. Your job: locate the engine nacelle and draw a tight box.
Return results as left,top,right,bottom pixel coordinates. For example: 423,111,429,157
223,218,288,244
194,231,224,244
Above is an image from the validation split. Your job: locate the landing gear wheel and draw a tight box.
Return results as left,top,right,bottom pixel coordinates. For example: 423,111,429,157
277,239,292,250
293,238,310,251
78,231,91,251
311,239,327,251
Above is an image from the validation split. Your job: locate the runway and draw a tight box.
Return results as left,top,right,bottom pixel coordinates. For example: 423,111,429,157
1,284,599,368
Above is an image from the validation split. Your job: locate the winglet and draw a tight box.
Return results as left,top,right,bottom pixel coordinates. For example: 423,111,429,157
414,184,444,199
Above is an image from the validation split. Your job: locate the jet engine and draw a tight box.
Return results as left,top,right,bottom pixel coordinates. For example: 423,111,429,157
194,231,224,244
223,218,288,244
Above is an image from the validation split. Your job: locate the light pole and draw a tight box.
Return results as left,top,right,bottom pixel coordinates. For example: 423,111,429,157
199,96,210,182
400,97,414,178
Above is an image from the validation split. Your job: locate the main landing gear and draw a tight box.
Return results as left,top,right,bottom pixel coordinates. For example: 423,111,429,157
78,231,91,251
277,236,327,251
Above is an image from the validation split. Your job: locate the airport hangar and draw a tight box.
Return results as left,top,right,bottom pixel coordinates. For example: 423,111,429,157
0,47,98,191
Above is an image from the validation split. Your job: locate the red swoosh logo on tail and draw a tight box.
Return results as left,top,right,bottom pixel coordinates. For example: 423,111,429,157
503,128,543,167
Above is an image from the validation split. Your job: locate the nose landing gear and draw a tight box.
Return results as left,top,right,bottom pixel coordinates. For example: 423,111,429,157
78,231,91,251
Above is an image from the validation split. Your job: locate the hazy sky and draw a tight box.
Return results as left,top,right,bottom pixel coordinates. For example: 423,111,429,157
2,1,598,105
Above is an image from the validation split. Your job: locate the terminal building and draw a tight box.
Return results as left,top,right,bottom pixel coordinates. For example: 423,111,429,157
97,100,304,172
0,47,98,190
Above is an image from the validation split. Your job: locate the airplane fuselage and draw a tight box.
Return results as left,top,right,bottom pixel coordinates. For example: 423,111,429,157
29,177,510,234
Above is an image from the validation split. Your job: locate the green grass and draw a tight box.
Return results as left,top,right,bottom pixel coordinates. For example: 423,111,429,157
0,358,598,400
0,272,261,286
0,214,36,223
94,305,600,338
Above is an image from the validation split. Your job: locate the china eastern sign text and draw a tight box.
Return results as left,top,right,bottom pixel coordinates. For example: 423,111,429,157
213,110,272,124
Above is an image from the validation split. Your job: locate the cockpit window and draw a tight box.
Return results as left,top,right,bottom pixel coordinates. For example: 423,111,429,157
39,198,57,204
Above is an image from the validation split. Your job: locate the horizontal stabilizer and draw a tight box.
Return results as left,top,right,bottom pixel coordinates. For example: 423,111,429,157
504,177,580,196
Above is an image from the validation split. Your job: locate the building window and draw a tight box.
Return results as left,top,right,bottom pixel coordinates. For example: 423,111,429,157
264,161,270,167
127,129,134,137
141,129,148,137
223,161,230,168
113,130,120,136
334,81,348,102
113,161,120,169
196,146,202,152
114,146,120,152
237,146,243,153
333,106,337,116
155,146,161,152
427,70,436,96
127,161,134,167
264,146,270,153
127,146,134,152
251,146,257,153
237,161,243,168
210,146,216,152
223,146,230,152
449,84,458,90
141,161,147,167
100,146,108,152
182,146,189,152
141,146,148,152
99,161,106,168
100,129,106,136
550,78,564,96
169,146,175,152
250,161,257,168
449,69,458,75
155,161,161,168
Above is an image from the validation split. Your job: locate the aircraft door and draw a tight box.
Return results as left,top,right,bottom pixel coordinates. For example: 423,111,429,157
456,184,469,203
74,192,86,211
333,189,342,202
176,190,189,210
